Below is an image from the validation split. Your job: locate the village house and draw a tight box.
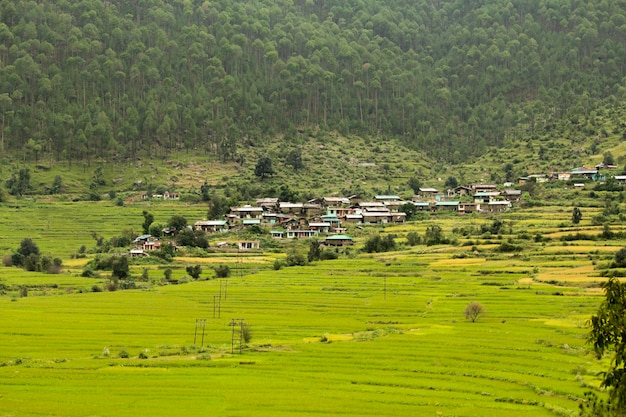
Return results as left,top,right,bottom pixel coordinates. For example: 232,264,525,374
286,230,319,239
412,201,431,212
270,230,285,239
374,195,401,202
345,213,364,224
229,205,264,222
324,234,354,246
279,202,304,215
470,184,498,193
163,191,180,200
458,202,480,214
238,241,260,250
143,239,161,251
473,191,501,204
502,189,522,202
483,200,512,213
356,201,386,211
256,197,279,211
614,175,626,184
435,201,460,213
453,185,473,196
194,220,229,233
417,187,439,199
551,171,572,181
571,167,604,181
308,222,332,233
322,197,351,207
320,214,341,229
302,203,323,218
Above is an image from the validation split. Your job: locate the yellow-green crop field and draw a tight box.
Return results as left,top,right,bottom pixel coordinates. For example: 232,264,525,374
0,199,621,416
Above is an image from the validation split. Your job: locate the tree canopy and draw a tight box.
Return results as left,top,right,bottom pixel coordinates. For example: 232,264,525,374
0,0,624,163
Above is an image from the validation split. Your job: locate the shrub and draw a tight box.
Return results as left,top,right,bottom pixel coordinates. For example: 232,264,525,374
320,249,338,260
164,268,173,281
273,259,284,270
186,265,202,279
241,323,253,344
118,350,129,359
286,251,307,266
406,231,421,246
214,264,231,278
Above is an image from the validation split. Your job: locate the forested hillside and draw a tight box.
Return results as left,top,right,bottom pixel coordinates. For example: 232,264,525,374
1,0,625,164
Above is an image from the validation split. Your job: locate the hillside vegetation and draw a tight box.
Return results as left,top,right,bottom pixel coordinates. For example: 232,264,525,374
1,0,626,165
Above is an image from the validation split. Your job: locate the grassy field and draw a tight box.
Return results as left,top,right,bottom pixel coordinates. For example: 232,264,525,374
0,193,621,416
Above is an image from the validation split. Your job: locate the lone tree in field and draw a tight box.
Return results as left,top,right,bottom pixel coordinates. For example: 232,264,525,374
585,277,626,415
572,207,582,225
464,302,484,323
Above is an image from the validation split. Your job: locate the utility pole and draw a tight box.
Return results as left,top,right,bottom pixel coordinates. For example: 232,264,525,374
213,295,221,318
229,318,244,354
194,318,207,346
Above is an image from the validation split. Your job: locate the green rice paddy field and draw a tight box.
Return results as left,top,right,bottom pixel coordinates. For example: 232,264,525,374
0,200,619,416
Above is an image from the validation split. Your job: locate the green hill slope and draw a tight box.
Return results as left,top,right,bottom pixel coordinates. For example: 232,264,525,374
1,0,626,166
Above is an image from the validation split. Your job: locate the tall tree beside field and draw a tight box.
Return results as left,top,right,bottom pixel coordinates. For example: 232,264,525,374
572,207,583,225
142,211,154,234
585,278,626,415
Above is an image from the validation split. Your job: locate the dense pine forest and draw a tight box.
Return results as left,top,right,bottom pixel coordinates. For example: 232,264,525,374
1,0,625,164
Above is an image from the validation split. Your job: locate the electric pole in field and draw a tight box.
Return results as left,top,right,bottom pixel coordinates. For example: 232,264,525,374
213,294,221,318
229,318,245,354
194,318,207,346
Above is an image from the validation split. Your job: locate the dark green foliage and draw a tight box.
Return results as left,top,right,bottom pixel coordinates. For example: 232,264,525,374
496,241,523,253
400,202,418,221
200,182,210,201
18,238,40,258
186,265,202,279
175,229,208,248
273,259,284,270
444,176,458,189
406,231,421,246
481,218,504,235
572,207,583,224
320,249,339,260
587,278,626,413
254,157,274,179
142,211,154,234
207,194,230,219
0,0,625,164
408,178,421,195
156,243,176,260
111,256,129,279
603,152,616,166
278,185,299,203
164,268,172,281
614,248,626,268
214,264,231,278
285,149,304,171
167,215,188,233
308,240,321,262
364,234,397,253
49,176,63,194
148,223,164,238
425,225,448,246
286,251,307,266
6,169,31,196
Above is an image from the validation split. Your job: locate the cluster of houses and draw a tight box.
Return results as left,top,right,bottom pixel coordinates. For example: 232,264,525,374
193,184,522,240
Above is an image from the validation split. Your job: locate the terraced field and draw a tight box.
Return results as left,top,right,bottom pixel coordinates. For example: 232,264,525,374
1,196,623,416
